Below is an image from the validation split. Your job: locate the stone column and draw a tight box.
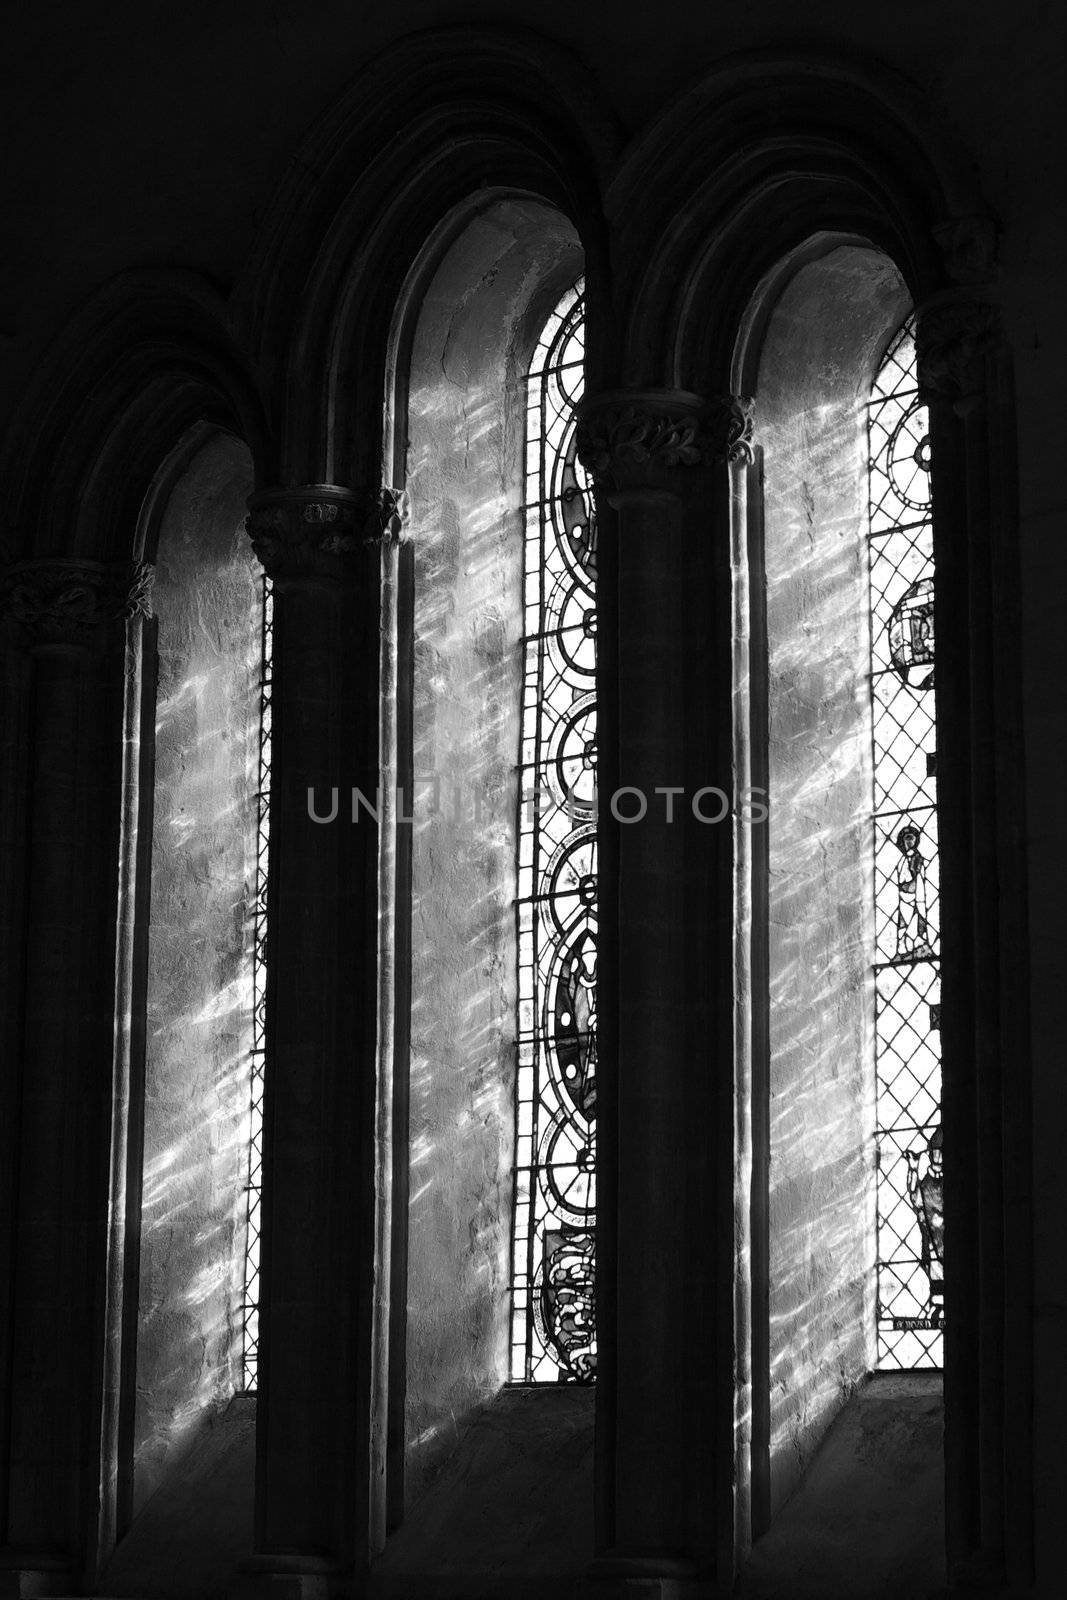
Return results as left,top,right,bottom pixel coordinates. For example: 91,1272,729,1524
0,557,151,1597
576,394,753,1599
238,485,403,1599
916,279,1034,1596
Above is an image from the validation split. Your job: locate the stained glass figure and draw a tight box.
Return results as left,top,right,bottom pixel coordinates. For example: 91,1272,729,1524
893,823,933,961
241,575,272,1389
868,317,943,1368
510,280,598,1384
905,1127,944,1325
888,577,935,689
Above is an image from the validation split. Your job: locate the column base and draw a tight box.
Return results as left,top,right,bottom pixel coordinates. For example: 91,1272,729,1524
0,1556,78,1598
585,1554,715,1600
231,1555,352,1600
587,1588,710,1600
231,1583,345,1600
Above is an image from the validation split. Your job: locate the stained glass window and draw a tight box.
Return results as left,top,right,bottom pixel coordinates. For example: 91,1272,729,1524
241,574,272,1389
868,318,943,1370
510,280,597,1384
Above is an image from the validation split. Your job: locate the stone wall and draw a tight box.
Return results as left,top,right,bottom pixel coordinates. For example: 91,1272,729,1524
738,1374,944,1599
1,5,1062,1588
402,199,581,1507
133,433,258,1513
757,247,911,1516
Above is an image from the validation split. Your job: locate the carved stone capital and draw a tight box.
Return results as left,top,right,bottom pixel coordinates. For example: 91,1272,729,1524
246,484,407,583
933,215,999,286
0,557,153,651
576,390,754,490
702,392,756,466
915,294,1001,402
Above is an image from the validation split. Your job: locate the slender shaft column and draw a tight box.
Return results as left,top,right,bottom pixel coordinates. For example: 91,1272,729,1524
239,486,402,1600
0,558,150,1597
916,281,1034,1596
577,394,753,1600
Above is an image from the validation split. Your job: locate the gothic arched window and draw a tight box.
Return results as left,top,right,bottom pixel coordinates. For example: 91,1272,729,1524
747,244,943,1529
510,280,598,1385
397,198,587,1504
867,317,943,1371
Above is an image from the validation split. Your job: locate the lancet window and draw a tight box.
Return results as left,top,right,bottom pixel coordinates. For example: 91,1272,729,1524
510,281,598,1384
868,317,943,1370
241,575,272,1389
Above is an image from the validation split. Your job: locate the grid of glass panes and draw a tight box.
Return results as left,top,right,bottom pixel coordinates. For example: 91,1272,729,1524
241,575,272,1390
510,281,598,1383
868,319,943,1370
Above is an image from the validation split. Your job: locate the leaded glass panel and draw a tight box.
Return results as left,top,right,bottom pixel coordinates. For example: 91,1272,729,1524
510,281,597,1384
868,319,943,1370
241,574,271,1390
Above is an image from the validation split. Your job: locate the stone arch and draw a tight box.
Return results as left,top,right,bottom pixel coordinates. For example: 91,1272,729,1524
233,26,619,488
0,273,270,1591
739,244,927,1572
120,422,262,1537
0,31,1032,1600
706,82,1022,1600
605,50,991,389
363,193,594,1585
575,51,1028,1596
217,41,617,1575
0,269,269,565
224,34,617,1576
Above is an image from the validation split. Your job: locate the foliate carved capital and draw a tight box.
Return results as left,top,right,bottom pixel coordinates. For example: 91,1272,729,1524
246,484,408,582
915,295,1001,402
576,390,754,490
0,557,153,650
932,215,999,286
702,393,756,466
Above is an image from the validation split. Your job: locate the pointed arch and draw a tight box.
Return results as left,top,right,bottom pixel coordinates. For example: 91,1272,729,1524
606,50,994,389
629,55,1030,1591
0,269,270,565
232,25,620,488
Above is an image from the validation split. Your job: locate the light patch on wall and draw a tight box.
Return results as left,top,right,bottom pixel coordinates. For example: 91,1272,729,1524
755,243,907,1519
133,430,258,1516
402,194,579,1504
